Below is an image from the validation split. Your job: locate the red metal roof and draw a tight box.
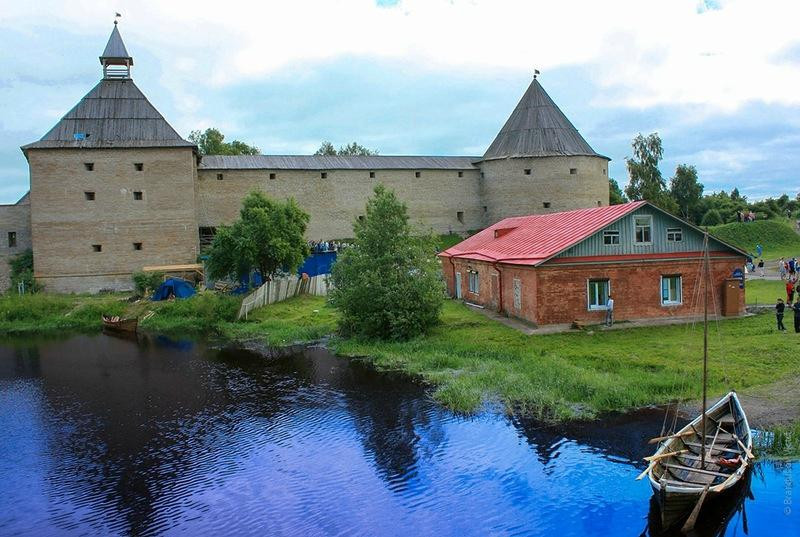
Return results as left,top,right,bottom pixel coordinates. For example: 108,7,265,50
440,201,647,266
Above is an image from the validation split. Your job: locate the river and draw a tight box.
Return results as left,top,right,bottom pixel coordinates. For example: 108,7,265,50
0,333,796,536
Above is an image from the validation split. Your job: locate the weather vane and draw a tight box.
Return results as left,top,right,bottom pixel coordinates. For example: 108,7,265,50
534,69,540,80
114,12,122,25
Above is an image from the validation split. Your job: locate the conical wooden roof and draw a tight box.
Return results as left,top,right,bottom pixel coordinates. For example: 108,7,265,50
482,79,606,161
100,23,132,64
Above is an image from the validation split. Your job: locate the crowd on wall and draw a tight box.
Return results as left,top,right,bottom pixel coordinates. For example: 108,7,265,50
308,240,351,253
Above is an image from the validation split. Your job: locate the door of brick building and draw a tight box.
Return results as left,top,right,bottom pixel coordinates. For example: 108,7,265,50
491,274,500,311
455,272,462,300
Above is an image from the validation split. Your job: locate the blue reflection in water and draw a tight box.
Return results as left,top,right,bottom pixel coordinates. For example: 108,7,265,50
0,333,796,536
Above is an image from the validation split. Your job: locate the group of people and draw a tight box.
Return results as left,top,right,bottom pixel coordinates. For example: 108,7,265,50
778,257,798,281
776,296,800,333
308,240,350,253
736,210,758,222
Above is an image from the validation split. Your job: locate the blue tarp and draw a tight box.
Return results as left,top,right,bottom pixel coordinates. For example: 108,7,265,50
152,278,196,301
232,271,264,295
298,251,337,277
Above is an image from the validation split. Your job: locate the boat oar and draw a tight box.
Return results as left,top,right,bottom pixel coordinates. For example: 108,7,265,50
681,483,710,533
644,449,688,462
648,429,694,444
732,434,755,460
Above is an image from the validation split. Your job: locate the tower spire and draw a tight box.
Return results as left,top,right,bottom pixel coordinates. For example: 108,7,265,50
99,21,133,79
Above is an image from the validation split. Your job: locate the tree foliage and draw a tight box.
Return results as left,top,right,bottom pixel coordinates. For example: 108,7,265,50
206,191,310,284
669,164,704,220
609,178,627,205
132,271,164,297
329,184,444,340
8,249,41,292
700,208,723,226
188,128,260,156
624,132,679,213
314,141,378,156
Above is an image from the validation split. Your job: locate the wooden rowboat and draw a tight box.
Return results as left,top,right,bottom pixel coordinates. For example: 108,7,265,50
644,391,753,529
102,315,138,333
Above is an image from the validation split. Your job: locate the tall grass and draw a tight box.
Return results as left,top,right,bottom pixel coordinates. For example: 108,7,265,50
0,293,126,333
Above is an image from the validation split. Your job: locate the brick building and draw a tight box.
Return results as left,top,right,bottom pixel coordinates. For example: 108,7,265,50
2,23,611,293
440,201,747,326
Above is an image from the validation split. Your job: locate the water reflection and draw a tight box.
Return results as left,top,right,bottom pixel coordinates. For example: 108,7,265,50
0,333,796,536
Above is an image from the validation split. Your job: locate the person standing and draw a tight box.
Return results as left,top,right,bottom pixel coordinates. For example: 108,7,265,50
788,279,796,305
793,298,800,333
776,298,786,332
758,259,765,277
605,293,614,327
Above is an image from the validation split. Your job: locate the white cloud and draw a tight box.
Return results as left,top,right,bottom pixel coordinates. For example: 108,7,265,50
2,0,799,112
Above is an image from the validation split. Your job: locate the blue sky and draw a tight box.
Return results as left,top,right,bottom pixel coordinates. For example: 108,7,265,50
1,0,799,204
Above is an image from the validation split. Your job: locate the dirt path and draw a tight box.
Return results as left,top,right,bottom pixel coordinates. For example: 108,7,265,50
679,375,800,428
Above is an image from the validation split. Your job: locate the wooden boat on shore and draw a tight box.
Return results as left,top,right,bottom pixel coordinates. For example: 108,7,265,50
639,232,753,533
102,315,138,333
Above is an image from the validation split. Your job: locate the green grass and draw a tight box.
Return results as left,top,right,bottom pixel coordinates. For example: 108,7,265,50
711,219,800,261
762,423,800,458
0,293,127,333
746,278,788,305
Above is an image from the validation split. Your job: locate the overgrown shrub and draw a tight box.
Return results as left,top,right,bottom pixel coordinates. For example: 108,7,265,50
8,249,42,293
132,271,164,296
142,292,240,332
700,209,723,226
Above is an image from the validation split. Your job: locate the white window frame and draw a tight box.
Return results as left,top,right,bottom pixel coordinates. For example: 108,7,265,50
633,215,653,245
661,275,682,306
468,271,480,295
587,279,610,311
603,230,620,245
666,227,683,242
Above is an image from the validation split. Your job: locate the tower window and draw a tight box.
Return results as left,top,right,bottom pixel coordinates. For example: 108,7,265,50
133,191,143,200
524,169,531,175
602,168,606,175
84,162,94,171
570,168,577,175
369,171,376,178
134,163,144,171
269,173,276,180
92,244,102,252
133,242,143,251
597,201,602,206
543,202,551,209
457,211,464,224
483,206,488,213
321,172,328,179
85,191,95,201
458,171,463,178
480,172,485,179
415,171,421,178
8,232,17,248
358,215,365,222
216,173,224,180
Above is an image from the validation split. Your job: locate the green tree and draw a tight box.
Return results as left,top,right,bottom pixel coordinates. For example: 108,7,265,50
188,128,260,155
625,133,666,201
669,164,704,221
609,178,627,205
314,141,378,156
700,208,723,226
207,191,310,284
8,249,41,292
329,184,444,340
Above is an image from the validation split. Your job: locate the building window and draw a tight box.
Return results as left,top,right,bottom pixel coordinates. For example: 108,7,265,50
666,227,683,242
321,172,328,179
570,168,577,175
603,230,620,245
84,162,94,171
480,172,485,179
513,278,522,310
483,206,488,213
199,226,217,248
587,279,610,310
634,215,652,244
133,242,143,251
458,171,463,178
415,171,421,178
369,171,375,178
85,191,95,201
602,168,606,175
597,201,602,206
358,215,365,222
524,169,531,175
468,270,480,294
92,244,102,252
216,173,224,180
134,163,144,171
7,232,17,248
133,191,143,200
543,202,551,209
661,275,682,305
457,211,464,224
269,173,276,180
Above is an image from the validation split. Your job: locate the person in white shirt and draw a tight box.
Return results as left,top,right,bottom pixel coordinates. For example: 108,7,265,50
605,294,614,327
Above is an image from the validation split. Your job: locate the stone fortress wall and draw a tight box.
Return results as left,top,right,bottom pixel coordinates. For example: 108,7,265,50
0,195,31,292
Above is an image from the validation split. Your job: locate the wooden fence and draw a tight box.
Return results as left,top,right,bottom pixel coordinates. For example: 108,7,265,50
237,275,330,320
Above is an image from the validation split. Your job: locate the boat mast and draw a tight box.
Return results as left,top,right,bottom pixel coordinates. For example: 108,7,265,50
701,232,709,468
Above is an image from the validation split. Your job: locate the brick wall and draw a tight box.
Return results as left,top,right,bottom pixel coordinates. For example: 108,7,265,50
28,147,199,293
0,198,31,292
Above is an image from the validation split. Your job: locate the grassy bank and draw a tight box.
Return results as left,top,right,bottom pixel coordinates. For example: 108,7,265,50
711,219,800,261
746,278,787,305
762,423,800,458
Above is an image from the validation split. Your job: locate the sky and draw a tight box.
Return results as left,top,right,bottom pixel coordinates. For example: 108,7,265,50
1,0,799,204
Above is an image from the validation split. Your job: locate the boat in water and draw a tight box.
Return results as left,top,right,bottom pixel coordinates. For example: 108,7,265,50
639,233,753,532
102,315,138,333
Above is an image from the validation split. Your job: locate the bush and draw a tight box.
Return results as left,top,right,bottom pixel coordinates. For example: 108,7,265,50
8,249,42,293
330,184,444,340
142,292,240,332
700,209,723,226
132,271,164,296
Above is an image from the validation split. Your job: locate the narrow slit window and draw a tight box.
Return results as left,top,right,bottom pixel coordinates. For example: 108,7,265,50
543,202,551,209
524,169,531,175
269,173,276,180
483,206,488,213
597,200,602,206
85,191,95,201
84,162,94,171
321,172,328,179
133,191,143,200
369,171,376,178
457,211,464,224
358,215,365,222
8,231,17,248
92,244,102,252
133,242,143,251
134,163,144,171
216,173,224,180
415,171,421,178
458,171,463,178
569,168,577,175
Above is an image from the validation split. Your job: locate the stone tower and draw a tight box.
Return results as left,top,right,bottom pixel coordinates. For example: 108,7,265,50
21,22,199,293
478,77,610,224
